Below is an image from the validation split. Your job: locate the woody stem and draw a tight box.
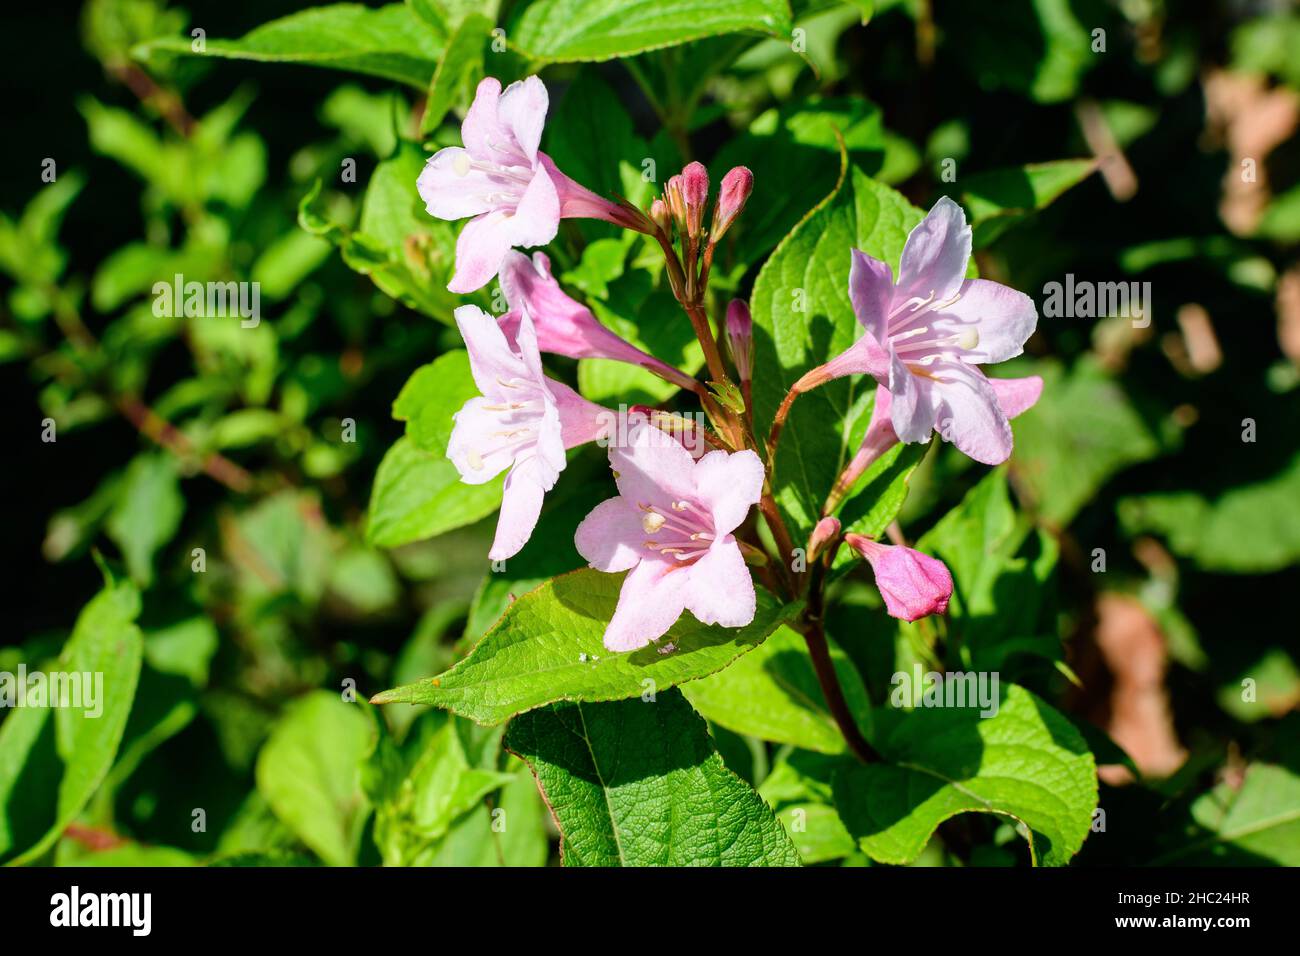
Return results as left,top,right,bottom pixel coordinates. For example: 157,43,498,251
804,556,878,763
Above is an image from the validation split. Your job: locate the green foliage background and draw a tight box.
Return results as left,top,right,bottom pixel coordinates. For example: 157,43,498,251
1,0,1297,867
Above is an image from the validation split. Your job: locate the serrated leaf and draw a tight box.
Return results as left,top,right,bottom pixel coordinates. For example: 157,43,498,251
509,0,792,63
505,689,800,865
833,684,1097,866
373,568,801,724
421,12,492,134
681,625,870,754
135,4,444,88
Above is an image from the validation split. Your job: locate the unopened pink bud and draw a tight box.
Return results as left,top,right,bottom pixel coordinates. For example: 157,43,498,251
808,516,841,562
665,175,687,231
726,299,753,382
843,534,952,622
713,166,753,240
681,162,709,236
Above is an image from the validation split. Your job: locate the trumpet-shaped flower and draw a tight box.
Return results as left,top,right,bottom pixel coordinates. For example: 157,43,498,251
448,305,609,561
417,76,638,293
575,421,764,651
804,197,1038,464
498,251,698,392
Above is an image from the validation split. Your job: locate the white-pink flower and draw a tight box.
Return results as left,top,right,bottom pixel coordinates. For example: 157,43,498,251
575,421,764,651
418,76,639,294
807,196,1039,464
448,305,609,561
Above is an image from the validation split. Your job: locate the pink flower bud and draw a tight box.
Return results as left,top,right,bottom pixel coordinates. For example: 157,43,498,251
843,534,952,622
681,162,709,236
808,516,841,562
713,166,753,240
726,299,753,382
665,175,687,231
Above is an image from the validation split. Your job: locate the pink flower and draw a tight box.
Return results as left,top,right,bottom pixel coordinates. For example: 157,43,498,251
574,421,764,651
417,76,639,294
713,166,753,240
844,533,953,622
447,305,610,561
803,197,1038,464
497,250,698,392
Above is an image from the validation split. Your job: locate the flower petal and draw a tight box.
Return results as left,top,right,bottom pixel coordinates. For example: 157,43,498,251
849,249,894,344
692,449,763,538
489,461,548,561
497,76,548,165
603,558,690,651
416,147,495,221
930,361,1014,464
896,195,971,305
887,351,937,444
447,397,514,483
988,374,1043,420
684,541,756,628
933,278,1038,364
449,213,517,293
575,497,646,573
505,161,560,251
454,304,527,396
609,421,697,508
461,77,516,165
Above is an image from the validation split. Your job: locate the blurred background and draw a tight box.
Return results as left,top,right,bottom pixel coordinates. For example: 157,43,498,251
1,0,1296,866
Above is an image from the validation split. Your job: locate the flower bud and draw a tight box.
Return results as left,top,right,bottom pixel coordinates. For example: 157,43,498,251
665,175,687,233
726,299,753,382
712,166,753,241
843,534,952,622
681,161,709,237
808,516,841,562
649,198,671,234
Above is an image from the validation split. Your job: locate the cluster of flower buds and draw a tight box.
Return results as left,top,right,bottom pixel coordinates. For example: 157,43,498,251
653,161,753,305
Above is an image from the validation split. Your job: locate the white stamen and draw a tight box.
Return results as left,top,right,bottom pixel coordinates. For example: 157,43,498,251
642,512,666,534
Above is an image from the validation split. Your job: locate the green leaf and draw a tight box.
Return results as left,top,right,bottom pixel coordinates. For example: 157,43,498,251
833,684,1097,866
750,163,927,537
509,0,792,62
1010,357,1168,526
135,4,445,88
681,625,871,754
912,469,1060,671
959,158,1097,248
505,689,800,865
105,452,185,587
392,350,477,455
371,719,514,865
366,436,504,548
256,692,375,867
1156,762,1300,865
373,568,801,724
1119,450,1300,574
0,579,144,865
421,12,493,134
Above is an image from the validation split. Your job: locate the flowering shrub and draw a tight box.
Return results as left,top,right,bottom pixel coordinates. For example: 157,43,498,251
3,0,1298,873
